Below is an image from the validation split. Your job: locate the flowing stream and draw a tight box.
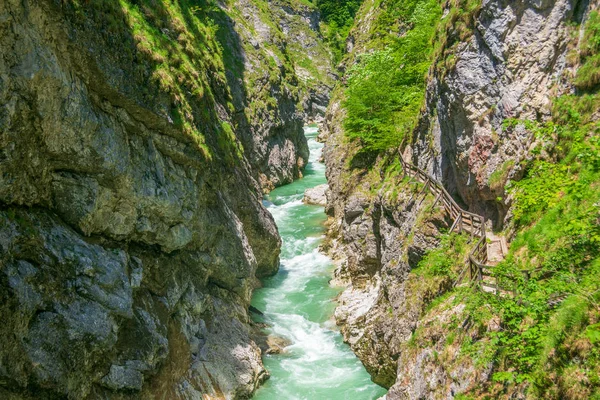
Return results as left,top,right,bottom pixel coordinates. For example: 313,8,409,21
251,126,387,399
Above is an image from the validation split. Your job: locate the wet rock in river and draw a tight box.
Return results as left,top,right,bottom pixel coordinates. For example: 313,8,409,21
265,335,293,355
303,184,329,206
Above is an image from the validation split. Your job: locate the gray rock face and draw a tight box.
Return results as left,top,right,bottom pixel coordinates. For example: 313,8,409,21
101,365,144,391
410,0,585,225
324,166,450,388
0,0,325,398
273,1,335,123
323,0,587,398
221,0,334,191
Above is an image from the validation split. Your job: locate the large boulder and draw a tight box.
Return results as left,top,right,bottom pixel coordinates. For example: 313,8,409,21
303,184,329,206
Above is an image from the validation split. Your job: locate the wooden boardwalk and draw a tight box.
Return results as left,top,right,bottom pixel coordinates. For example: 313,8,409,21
399,156,506,293
400,155,568,305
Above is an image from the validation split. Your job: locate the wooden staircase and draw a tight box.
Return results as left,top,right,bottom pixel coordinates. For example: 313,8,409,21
480,233,509,295
399,154,568,305
399,155,506,291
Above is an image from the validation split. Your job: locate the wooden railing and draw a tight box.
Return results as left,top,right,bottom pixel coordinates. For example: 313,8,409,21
399,156,488,287
400,155,566,303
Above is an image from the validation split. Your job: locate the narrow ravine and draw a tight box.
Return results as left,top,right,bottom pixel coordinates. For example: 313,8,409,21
251,126,386,399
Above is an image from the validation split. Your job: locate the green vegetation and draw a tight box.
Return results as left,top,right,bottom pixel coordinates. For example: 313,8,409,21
482,22,600,400
63,0,320,166
339,0,486,154
488,159,515,192
342,0,442,152
484,87,600,395
219,121,245,166
65,0,242,159
310,0,362,62
402,9,600,398
314,0,361,28
413,233,469,279
575,11,600,91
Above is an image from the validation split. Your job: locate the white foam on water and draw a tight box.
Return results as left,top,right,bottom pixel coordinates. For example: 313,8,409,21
304,125,319,135
267,199,304,221
308,144,323,163
252,127,386,400
260,248,332,313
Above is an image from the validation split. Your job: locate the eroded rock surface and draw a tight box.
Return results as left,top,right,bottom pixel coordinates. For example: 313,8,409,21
227,0,334,191
0,0,329,398
409,0,586,225
303,184,329,206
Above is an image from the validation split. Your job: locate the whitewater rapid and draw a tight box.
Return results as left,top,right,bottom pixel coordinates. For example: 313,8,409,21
251,126,386,400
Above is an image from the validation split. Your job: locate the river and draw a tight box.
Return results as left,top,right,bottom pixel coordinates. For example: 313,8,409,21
251,126,387,399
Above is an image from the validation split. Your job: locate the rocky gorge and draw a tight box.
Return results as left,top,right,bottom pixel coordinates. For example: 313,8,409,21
2,0,600,398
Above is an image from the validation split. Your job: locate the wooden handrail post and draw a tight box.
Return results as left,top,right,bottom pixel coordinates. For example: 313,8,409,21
496,276,500,297
432,192,442,208
450,214,462,233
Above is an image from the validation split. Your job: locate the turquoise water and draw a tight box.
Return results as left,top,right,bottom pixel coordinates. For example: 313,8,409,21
251,126,387,400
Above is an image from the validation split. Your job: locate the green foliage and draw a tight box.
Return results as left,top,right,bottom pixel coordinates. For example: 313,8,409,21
492,371,516,384
504,107,600,228
343,0,442,152
529,282,600,399
585,322,600,344
540,296,590,364
310,0,362,62
508,162,574,225
575,11,600,91
314,0,361,27
414,233,468,279
218,121,244,166
488,159,515,192
483,111,600,387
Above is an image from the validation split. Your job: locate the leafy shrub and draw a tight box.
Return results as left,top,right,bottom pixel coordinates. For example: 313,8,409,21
415,233,468,278
310,0,362,62
575,11,600,91
509,162,574,226
343,0,441,152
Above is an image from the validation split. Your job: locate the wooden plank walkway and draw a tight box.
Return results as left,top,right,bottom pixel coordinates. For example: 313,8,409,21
399,155,503,292
400,155,568,304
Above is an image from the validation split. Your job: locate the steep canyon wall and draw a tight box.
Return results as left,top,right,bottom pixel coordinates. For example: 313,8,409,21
323,0,594,398
0,0,331,398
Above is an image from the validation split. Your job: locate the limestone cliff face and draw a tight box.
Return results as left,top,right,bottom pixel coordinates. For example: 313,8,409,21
324,107,456,390
323,0,590,397
268,0,335,122
224,0,334,191
221,0,306,192
0,0,326,398
410,0,588,225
